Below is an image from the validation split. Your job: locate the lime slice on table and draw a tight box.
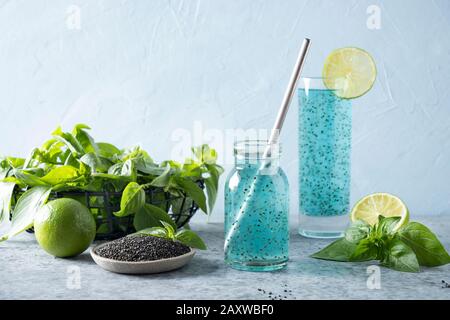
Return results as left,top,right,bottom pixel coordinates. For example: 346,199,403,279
350,193,409,232
322,47,377,99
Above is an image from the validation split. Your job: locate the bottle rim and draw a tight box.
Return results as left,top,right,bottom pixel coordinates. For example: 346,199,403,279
234,140,281,160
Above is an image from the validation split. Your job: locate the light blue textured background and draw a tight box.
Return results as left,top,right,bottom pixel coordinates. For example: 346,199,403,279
0,0,449,223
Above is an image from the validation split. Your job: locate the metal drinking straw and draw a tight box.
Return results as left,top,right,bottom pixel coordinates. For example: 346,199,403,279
224,38,311,252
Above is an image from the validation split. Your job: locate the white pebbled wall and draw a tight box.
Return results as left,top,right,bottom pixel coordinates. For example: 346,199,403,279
0,0,449,223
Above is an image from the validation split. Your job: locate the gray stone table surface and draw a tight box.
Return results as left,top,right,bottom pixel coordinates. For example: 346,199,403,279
1,214,450,300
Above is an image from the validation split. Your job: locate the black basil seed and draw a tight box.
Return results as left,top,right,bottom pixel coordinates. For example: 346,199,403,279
95,235,190,262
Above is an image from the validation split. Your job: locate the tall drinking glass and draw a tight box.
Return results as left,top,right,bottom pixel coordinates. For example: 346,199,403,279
298,77,351,238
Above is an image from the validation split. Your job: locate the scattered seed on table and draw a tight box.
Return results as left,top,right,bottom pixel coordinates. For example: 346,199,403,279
95,235,190,262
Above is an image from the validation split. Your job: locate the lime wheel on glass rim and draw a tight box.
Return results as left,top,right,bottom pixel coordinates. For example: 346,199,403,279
322,47,377,99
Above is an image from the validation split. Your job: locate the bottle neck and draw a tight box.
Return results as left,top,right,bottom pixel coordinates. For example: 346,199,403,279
233,140,282,169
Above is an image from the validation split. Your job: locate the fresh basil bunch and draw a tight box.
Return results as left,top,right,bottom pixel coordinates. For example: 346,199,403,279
0,124,223,241
312,216,450,272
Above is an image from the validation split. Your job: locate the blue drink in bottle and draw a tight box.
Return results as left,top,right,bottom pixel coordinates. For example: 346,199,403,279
225,141,289,271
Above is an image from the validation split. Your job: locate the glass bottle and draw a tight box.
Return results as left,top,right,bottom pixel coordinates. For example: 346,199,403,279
224,140,289,271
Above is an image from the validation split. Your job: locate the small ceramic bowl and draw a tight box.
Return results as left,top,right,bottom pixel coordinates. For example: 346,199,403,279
90,242,195,274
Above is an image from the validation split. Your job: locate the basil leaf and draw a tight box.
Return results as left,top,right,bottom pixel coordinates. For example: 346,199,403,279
108,163,124,176
71,123,90,131
381,237,420,273
161,221,176,239
135,160,162,176
52,127,84,156
108,160,137,181
80,153,111,173
377,216,401,235
136,227,168,239
398,222,450,267
39,139,64,163
40,166,81,186
6,157,25,168
173,177,207,214
133,203,176,231
181,159,202,177
97,142,121,158
160,160,182,170
350,238,378,261
120,147,153,164
23,148,40,169
63,153,80,167
192,144,217,164
0,186,51,241
0,166,10,180
120,159,137,181
311,239,357,262
204,164,221,214
150,164,171,187
175,229,207,250
114,182,145,217
13,169,49,187
72,124,98,154
345,220,371,243
0,182,16,224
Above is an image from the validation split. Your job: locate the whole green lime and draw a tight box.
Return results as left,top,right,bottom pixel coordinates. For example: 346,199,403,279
34,198,96,258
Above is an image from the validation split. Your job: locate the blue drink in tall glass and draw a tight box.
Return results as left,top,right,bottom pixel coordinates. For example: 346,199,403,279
298,77,351,238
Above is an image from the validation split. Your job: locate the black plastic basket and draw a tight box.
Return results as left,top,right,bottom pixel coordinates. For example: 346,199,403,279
12,183,202,240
